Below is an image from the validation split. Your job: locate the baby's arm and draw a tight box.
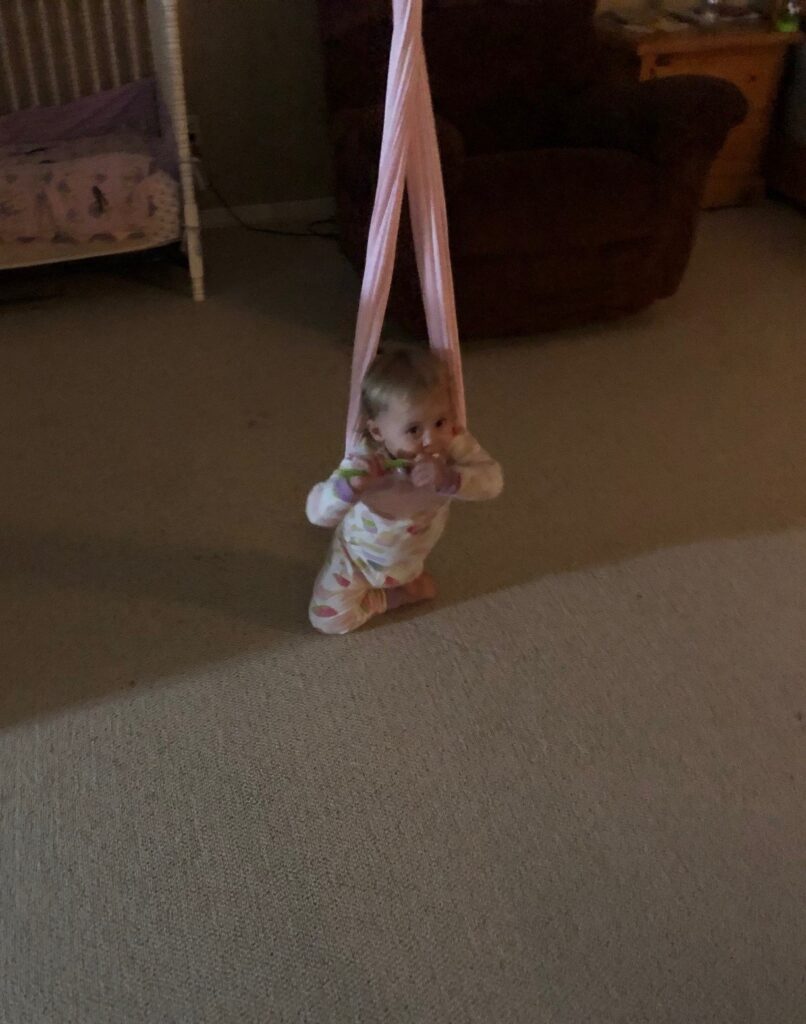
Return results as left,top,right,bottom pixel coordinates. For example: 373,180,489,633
445,430,503,501
306,454,370,528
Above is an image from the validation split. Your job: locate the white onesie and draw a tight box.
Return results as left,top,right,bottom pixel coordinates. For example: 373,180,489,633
306,430,502,633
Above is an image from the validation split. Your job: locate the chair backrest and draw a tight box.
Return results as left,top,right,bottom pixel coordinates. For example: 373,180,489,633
316,0,600,119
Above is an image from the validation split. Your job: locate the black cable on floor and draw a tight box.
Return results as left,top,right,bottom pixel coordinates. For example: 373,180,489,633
203,178,339,240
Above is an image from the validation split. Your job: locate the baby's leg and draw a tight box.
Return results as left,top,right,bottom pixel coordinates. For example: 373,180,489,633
309,548,437,635
309,545,386,635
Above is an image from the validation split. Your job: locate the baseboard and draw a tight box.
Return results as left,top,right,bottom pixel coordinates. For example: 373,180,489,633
201,197,336,230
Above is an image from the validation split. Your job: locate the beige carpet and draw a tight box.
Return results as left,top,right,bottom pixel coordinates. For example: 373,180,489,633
1,205,804,1023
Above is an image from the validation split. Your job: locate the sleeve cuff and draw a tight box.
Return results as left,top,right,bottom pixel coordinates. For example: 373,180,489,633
334,476,359,503
437,468,461,496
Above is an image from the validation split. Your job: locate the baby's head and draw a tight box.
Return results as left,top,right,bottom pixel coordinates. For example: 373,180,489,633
362,346,455,460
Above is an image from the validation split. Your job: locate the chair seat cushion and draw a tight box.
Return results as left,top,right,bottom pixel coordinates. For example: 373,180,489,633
449,147,661,257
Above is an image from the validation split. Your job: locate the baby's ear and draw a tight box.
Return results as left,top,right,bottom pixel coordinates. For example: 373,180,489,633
366,419,383,442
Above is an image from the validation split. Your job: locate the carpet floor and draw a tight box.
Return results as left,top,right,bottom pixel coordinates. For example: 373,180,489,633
1,204,804,1023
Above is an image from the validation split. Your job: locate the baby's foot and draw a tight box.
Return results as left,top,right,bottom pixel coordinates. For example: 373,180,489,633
406,571,438,603
386,572,438,611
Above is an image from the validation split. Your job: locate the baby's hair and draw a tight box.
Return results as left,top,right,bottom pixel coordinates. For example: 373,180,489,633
361,345,449,422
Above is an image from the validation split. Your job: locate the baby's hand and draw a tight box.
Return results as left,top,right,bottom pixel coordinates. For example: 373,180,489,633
411,454,451,491
350,455,391,495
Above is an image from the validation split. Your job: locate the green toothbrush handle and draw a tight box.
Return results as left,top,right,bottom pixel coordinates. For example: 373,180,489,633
336,458,411,480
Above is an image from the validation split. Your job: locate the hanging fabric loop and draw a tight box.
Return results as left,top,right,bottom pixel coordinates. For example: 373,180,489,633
344,0,466,455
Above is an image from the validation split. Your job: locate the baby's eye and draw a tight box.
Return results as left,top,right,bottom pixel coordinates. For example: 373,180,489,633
435,418,446,429
407,425,420,436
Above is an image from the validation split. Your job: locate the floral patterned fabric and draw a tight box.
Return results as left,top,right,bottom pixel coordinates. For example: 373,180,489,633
0,133,179,246
306,431,503,633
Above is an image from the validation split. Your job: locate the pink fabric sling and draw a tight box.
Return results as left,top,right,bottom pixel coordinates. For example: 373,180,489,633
344,0,466,455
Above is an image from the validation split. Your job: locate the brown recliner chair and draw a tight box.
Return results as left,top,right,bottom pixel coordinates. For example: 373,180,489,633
316,0,748,338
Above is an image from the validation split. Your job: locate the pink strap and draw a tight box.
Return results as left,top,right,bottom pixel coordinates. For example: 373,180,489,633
344,0,466,455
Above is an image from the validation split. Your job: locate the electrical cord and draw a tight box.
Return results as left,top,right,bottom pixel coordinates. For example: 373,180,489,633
203,174,339,240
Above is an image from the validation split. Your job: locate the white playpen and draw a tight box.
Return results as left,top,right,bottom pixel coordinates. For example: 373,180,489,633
0,0,204,299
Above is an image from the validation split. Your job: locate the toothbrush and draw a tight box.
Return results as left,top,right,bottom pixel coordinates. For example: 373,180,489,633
337,458,412,479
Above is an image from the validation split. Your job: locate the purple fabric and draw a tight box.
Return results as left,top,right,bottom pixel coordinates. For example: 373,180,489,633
0,79,160,146
437,467,461,496
334,476,359,503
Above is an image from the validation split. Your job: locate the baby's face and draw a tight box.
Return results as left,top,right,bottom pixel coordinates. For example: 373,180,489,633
368,388,454,461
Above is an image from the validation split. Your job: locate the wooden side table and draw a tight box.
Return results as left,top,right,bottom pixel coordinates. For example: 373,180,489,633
596,20,803,208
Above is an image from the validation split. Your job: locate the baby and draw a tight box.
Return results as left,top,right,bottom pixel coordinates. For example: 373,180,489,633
306,345,503,634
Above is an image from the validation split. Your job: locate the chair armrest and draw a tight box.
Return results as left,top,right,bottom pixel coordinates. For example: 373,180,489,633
562,75,748,164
